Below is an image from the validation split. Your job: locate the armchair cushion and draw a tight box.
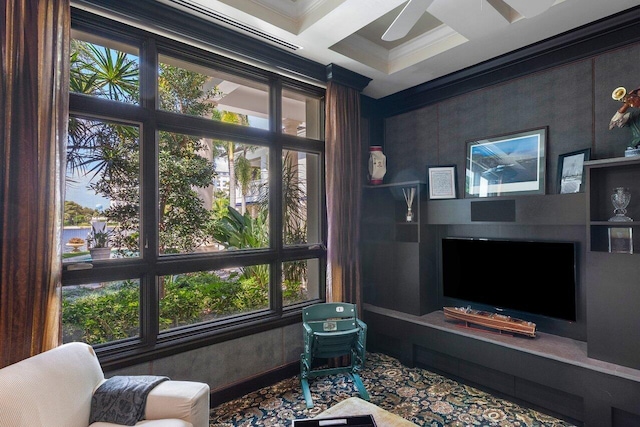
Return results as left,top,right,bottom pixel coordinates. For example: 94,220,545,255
0,342,210,427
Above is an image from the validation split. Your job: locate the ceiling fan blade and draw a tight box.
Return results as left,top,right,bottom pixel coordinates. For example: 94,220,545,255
382,0,434,42
503,0,555,18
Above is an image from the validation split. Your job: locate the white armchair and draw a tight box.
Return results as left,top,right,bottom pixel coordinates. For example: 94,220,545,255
0,342,210,427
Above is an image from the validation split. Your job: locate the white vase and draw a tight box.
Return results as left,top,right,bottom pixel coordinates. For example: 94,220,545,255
368,146,387,185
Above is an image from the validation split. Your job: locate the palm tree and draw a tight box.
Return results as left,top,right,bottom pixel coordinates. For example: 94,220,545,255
72,42,139,102
210,110,251,211
235,154,252,214
67,41,218,254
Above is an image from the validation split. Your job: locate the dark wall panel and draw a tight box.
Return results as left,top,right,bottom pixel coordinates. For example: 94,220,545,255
437,59,593,194
384,104,438,183
594,42,640,159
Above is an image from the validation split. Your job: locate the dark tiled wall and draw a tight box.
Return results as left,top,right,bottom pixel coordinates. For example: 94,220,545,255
382,42,640,192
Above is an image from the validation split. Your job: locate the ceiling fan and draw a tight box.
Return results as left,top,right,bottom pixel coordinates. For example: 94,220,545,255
381,0,556,42
382,0,434,42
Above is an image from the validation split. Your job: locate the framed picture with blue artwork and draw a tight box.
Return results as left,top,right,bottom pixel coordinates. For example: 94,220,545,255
466,127,547,198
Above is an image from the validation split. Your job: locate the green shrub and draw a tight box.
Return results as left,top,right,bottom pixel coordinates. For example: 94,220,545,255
63,270,273,344
62,280,139,344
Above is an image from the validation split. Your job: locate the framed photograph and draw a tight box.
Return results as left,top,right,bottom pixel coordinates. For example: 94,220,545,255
465,127,547,198
608,227,633,254
427,165,457,199
557,148,591,194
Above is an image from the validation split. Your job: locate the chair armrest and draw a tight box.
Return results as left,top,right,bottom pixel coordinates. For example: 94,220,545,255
144,380,210,427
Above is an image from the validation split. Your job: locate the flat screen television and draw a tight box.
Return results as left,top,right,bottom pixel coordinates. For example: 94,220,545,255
441,237,577,321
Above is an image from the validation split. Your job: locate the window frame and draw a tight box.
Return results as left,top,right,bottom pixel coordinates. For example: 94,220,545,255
64,9,327,369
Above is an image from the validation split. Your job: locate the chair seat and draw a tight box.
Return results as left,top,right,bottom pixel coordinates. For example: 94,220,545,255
300,303,369,408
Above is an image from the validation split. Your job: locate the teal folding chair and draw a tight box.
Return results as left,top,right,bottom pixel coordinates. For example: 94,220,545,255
300,302,369,408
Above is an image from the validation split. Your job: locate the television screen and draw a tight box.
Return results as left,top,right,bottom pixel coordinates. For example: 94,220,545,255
442,238,577,321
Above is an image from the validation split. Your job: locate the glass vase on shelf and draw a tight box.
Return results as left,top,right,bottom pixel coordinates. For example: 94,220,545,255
609,187,633,222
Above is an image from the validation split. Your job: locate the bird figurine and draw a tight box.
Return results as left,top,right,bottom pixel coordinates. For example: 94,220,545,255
609,86,640,153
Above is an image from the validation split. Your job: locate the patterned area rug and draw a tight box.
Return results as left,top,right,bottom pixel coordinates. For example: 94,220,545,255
209,352,576,426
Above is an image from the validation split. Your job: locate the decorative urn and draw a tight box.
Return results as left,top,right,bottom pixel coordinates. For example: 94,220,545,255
368,146,387,185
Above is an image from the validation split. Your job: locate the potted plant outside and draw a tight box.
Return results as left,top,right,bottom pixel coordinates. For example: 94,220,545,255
87,221,112,260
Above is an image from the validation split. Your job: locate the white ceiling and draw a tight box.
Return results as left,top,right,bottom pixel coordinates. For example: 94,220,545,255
158,0,640,99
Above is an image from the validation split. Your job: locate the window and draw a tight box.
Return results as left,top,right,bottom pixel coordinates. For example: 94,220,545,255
70,34,139,104
282,88,323,139
283,259,321,307
64,118,141,263
63,16,326,358
283,150,321,245
158,55,269,129
62,279,140,344
159,264,270,332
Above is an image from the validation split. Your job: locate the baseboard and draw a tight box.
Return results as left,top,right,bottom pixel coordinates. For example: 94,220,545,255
210,361,300,407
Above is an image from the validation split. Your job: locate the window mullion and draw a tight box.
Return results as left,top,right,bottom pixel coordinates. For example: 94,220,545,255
271,78,283,312
140,36,160,345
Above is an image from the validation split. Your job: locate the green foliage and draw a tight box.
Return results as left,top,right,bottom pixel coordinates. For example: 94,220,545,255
158,64,217,116
68,41,218,255
158,134,216,253
212,206,268,250
62,280,139,344
70,41,139,102
282,152,308,245
235,276,268,310
235,154,253,198
63,271,273,344
283,278,304,304
86,222,112,248
159,275,207,328
63,201,96,226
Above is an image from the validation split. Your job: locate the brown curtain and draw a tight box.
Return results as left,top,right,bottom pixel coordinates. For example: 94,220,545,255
0,0,70,368
325,81,362,306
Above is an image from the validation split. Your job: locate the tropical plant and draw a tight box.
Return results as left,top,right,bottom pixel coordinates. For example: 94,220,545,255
78,43,138,102
67,41,219,254
212,206,268,250
87,221,111,248
281,152,307,245
234,154,253,214
210,110,252,211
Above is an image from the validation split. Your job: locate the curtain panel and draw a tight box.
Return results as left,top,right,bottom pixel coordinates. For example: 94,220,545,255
0,0,70,367
324,81,362,306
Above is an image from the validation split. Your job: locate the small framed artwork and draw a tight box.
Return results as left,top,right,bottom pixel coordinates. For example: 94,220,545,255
557,148,591,194
608,227,633,254
466,127,547,198
427,165,457,199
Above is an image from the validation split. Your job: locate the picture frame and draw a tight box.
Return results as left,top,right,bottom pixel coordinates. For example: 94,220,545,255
608,227,633,254
557,148,591,194
465,127,547,198
427,165,457,199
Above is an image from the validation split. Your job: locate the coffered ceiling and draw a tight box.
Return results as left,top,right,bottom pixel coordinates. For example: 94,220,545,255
157,0,640,99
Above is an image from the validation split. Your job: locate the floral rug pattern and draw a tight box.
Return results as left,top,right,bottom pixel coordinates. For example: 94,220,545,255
209,352,576,426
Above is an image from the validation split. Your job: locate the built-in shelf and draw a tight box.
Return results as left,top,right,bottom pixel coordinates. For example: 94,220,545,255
590,221,640,225
584,155,640,375
361,181,432,315
426,193,585,225
586,156,640,254
584,155,640,168
364,180,425,189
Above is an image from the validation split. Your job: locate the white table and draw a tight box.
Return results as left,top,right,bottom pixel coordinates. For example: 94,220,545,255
315,397,418,427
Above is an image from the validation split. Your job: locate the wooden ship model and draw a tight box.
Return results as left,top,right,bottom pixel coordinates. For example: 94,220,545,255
443,306,537,338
